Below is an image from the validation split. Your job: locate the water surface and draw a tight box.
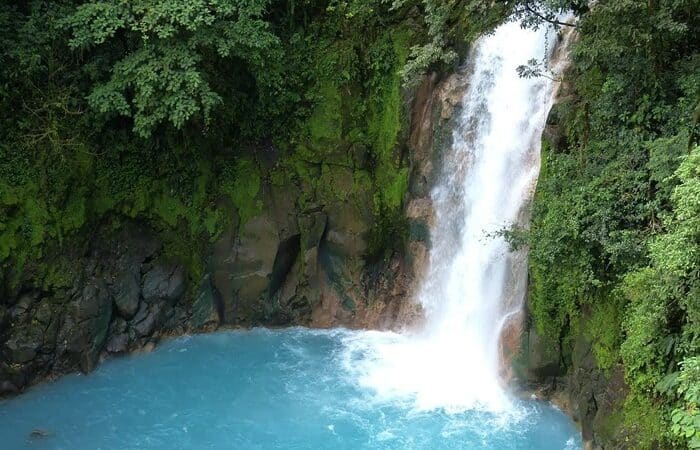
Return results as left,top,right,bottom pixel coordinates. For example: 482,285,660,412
0,329,580,449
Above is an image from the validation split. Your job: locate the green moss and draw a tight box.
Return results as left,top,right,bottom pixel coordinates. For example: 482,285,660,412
0,182,54,283
160,230,206,290
59,194,86,240
368,30,410,158
529,145,565,340
0,208,21,261
220,158,262,225
597,406,625,446
584,294,624,372
0,2,461,306
202,207,224,238
361,29,414,257
379,167,409,211
368,30,411,212
308,81,343,152
152,190,189,228
40,258,77,290
621,394,666,448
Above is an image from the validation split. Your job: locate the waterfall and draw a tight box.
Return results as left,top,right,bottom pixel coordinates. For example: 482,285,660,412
343,19,572,414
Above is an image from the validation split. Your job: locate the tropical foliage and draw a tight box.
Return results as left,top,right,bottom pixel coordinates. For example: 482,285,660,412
526,0,700,447
0,0,505,286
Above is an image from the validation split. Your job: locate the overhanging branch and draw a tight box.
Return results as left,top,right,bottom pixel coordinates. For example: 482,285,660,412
524,1,577,28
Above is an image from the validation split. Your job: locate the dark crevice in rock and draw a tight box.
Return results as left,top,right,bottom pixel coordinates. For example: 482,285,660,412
268,234,301,299
211,282,225,324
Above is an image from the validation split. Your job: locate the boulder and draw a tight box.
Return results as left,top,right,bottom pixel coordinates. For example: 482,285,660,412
134,314,155,337
58,281,113,373
212,213,280,323
142,264,186,304
141,341,156,353
112,272,141,319
3,338,37,364
33,301,53,326
9,292,35,322
132,303,156,337
0,360,27,394
106,334,128,353
0,380,18,395
109,317,128,335
2,296,59,367
191,275,221,331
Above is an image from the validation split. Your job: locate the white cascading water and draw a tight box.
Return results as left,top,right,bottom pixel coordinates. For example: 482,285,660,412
343,19,572,414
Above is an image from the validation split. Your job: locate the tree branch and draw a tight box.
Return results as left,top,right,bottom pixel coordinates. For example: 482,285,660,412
524,1,577,28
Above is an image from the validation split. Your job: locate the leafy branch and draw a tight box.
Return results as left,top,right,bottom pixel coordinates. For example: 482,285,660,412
516,58,561,81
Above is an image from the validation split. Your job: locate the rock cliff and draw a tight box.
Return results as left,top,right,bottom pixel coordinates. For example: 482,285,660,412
0,68,469,397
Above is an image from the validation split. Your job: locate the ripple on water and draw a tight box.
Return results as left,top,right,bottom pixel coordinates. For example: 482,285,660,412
0,329,581,450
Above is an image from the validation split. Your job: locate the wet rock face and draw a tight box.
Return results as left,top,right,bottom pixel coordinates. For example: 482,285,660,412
0,224,189,395
209,184,330,327
1,291,61,394
566,333,629,450
142,264,186,305
521,102,630,450
0,69,464,396
212,212,282,324
112,272,140,319
190,274,221,332
65,281,113,373
200,70,466,331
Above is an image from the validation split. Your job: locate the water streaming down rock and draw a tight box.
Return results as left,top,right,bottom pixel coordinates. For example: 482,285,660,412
343,19,573,414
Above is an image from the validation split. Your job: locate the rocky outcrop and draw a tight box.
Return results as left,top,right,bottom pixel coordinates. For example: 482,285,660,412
207,154,417,329
0,224,190,395
0,66,473,397
517,317,629,450
208,182,335,326
200,69,472,332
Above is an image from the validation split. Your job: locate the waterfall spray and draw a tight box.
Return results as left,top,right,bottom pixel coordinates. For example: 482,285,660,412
343,18,573,414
